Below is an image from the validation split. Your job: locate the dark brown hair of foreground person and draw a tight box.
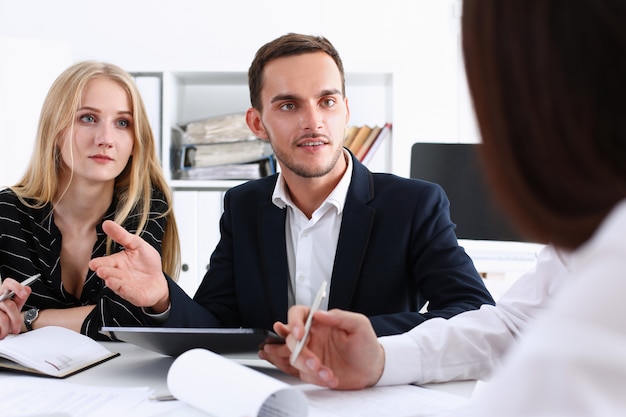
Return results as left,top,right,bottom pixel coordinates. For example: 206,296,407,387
462,0,626,250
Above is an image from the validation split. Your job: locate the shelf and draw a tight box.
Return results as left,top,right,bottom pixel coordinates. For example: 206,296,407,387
169,179,246,191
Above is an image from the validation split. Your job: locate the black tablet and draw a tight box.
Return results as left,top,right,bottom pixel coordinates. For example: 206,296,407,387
100,327,284,357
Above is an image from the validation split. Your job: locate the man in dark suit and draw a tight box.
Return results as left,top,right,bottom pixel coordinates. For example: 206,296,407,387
89,33,493,368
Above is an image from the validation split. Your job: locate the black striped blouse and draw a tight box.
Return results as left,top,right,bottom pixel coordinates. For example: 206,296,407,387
0,187,168,340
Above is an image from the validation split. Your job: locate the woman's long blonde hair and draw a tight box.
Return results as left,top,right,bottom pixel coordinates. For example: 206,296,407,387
11,61,181,279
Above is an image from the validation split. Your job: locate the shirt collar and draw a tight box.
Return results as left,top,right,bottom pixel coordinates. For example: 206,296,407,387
272,149,353,215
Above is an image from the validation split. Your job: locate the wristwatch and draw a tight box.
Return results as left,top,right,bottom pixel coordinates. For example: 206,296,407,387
24,308,39,331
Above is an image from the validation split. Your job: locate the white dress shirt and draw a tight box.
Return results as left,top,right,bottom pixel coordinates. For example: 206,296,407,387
382,199,626,416
378,243,570,385
450,199,626,416
272,150,353,310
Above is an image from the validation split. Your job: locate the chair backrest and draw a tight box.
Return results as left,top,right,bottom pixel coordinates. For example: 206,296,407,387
410,142,523,241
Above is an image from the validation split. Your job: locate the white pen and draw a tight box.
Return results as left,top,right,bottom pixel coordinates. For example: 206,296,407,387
290,280,327,366
0,273,41,302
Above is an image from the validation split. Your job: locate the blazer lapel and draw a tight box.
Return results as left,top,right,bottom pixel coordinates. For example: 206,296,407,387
328,156,376,310
259,201,290,322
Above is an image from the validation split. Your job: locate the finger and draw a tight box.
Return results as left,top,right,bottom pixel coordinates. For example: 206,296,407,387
10,287,32,309
283,310,333,350
101,275,123,291
261,344,300,377
0,299,24,335
263,340,290,358
0,315,10,340
89,251,121,272
313,309,370,334
289,343,322,371
273,321,290,339
297,363,339,388
102,220,141,251
264,343,293,366
0,278,30,300
286,305,310,340
287,305,310,326
91,264,122,280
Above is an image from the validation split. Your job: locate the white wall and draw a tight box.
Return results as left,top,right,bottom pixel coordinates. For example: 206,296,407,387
0,0,478,179
0,37,72,186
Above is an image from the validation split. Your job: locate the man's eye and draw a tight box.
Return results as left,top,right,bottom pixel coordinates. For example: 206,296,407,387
322,98,336,107
280,103,295,111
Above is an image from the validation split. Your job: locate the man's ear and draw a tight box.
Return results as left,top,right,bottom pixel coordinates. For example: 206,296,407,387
246,107,268,140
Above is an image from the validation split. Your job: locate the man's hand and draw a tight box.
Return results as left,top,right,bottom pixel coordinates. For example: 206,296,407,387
282,306,385,390
88,220,170,312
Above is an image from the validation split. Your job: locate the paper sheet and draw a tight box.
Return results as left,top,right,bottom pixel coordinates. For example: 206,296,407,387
0,376,158,417
167,348,308,417
301,383,469,417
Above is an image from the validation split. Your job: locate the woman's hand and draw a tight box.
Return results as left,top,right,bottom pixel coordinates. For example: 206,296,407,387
89,220,170,312
0,278,32,339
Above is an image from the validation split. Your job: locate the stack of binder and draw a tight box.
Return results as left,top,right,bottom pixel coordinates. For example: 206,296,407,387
171,113,276,180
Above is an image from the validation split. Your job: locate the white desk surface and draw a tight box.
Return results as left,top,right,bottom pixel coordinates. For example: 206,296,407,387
22,341,476,416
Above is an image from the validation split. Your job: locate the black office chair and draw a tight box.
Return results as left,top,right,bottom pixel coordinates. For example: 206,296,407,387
410,142,522,241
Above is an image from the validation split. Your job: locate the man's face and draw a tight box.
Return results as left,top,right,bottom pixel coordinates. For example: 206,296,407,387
247,51,350,179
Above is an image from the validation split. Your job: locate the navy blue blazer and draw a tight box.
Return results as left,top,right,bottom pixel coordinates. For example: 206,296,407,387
162,153,494,336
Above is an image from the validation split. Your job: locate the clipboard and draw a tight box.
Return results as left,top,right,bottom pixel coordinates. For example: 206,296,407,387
100,327,283,357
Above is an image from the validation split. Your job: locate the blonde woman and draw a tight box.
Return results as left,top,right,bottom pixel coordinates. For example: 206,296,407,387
0,61,180,340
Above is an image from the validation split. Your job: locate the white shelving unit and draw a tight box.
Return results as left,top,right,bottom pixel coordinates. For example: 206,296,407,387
135,70,395,295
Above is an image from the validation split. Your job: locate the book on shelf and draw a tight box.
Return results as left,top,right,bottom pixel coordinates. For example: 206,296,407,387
343,125,359,149
347,125,373,156
355,125,382,160
0,326,119,378
361,122,392,164
343,123,392,163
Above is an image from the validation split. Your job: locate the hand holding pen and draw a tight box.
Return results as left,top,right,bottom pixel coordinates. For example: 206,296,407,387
0,274,40,339
290,281,328,365
0,274,41,302
284,290,385,390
